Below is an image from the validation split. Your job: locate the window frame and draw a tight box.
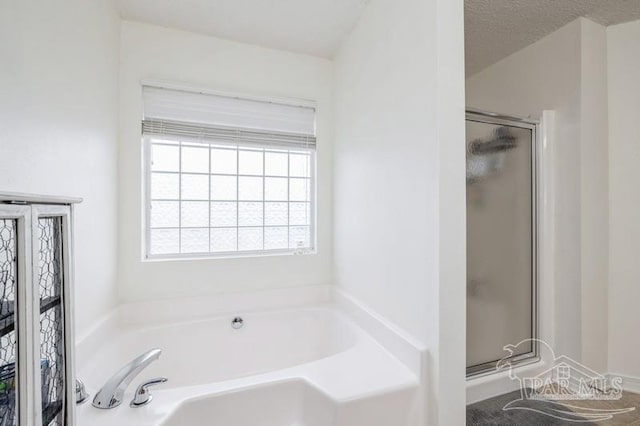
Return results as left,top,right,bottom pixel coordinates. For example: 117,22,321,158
142,135,317,261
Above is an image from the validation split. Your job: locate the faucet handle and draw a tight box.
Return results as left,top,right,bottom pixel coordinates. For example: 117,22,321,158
75,379,89,404
130,377,168,407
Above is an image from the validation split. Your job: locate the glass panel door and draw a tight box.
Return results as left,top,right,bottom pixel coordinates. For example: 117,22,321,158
466,113,537,376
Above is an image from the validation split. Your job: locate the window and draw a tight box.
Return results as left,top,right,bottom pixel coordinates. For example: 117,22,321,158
142,86,316,259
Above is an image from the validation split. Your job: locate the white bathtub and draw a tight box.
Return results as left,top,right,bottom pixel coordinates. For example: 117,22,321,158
76,304,420,426
80,308,356,389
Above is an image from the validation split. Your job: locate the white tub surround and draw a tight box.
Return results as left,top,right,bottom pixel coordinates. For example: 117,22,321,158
76,288,422,426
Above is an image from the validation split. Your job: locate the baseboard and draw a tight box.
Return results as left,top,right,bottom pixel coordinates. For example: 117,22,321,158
608,373,640,393
332,288,426,378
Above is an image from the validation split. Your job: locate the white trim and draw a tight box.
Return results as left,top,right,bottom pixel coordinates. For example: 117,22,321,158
0,192,81,205
140,79,318,110
608,373,640,394
144,248,317,262
466,107,540,125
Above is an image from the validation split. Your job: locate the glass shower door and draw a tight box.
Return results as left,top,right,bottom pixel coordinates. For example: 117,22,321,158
466,112,537,376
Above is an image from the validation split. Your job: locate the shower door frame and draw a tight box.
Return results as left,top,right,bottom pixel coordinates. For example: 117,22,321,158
465,108,540,378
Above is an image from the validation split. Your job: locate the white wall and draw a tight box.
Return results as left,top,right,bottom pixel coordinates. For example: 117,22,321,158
0,0,120,338
607,19,640,380
333,0,466,424
118,21,333,302
466,18,610,369
333,0,438,352
579,19,609,372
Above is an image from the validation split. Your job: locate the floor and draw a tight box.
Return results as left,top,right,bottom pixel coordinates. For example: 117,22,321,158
467,389,640,425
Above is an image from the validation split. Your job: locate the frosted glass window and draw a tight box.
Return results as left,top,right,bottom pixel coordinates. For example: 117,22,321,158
151,173,179,199
238,227,263,251
239,150,264,176
152,143,179,172
146,128,314,257
150,229,179,254
265,178,288,201
265,227,288,250
148,140,315,257
211,176,237,201
289,226,310,248
265,152,288,176
238,202,263,226
181,201,209,227
211,228,237,252
181,228,209,253
211,148,237,174
289,178,310,202
210,202,237,227
265,202,288,226
182,146,209,173
151,201,179,228
181,174,209,200
290,202,310,226
290,154,310,177
238,177,263,201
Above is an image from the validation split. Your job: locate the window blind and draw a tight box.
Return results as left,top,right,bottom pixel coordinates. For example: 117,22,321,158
142,86,316,149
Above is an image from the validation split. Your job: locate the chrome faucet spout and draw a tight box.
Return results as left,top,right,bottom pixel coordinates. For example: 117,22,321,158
92,348,162,409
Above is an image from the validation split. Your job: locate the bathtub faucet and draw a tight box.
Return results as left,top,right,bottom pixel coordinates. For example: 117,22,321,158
92,348,163,409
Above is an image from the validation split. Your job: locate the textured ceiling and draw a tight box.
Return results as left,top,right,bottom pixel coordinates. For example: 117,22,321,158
465,0,640,76
119,0,367,58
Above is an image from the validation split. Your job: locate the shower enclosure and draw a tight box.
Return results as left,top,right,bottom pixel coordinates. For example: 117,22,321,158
466,109,538,377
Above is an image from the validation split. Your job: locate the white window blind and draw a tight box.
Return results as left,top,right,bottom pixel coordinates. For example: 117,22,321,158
142,86,317,259
142,86,316,145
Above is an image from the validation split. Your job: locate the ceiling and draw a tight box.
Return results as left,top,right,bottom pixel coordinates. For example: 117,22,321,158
465,0,640,76
119,0,368,59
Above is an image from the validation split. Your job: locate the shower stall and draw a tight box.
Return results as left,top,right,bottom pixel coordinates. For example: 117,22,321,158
466,109,539,377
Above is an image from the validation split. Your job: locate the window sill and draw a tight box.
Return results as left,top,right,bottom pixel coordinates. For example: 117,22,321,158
142,248,317,263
